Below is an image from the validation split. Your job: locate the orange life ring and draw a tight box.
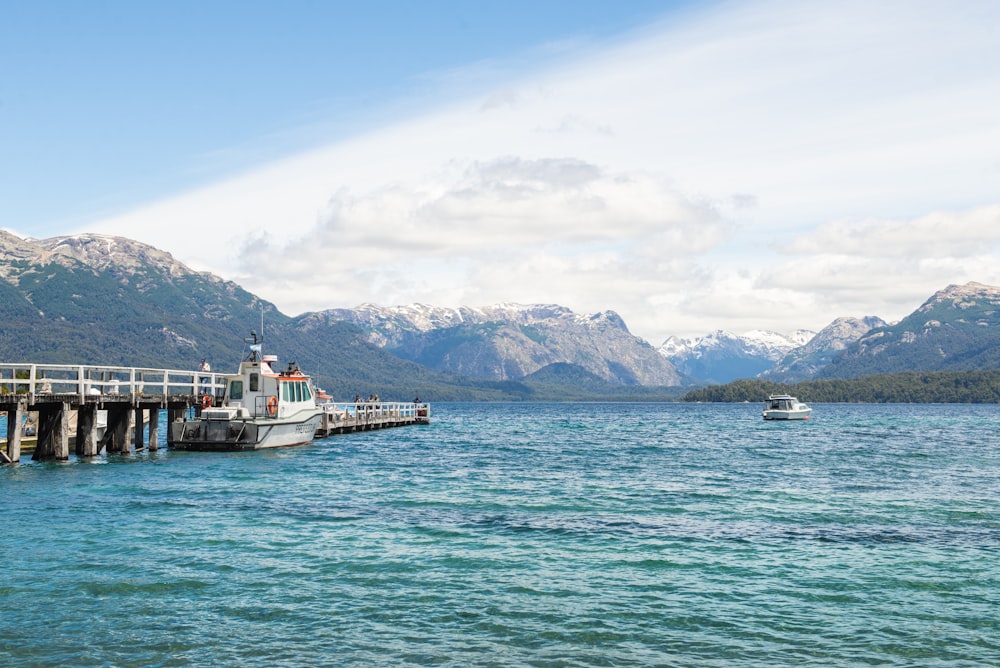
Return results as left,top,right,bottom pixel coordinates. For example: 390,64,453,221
201,395,212,410
267,396,278,415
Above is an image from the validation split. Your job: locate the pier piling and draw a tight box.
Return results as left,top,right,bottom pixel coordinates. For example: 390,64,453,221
76,405,99,457
34,402,70,461
4,402,24,464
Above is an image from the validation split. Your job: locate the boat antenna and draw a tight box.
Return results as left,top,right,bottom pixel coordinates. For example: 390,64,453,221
244,330,261,362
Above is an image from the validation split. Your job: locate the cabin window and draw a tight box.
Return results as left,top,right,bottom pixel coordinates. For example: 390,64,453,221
229,380,244,400
294,382,303,402
249,373,259,392
282,383,290,402
302,383,312,401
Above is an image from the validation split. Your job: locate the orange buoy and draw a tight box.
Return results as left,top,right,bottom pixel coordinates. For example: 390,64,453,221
267,395,278,415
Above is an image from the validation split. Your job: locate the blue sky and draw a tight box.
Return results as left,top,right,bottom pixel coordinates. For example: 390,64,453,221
3,1,999,342
2,1,677,228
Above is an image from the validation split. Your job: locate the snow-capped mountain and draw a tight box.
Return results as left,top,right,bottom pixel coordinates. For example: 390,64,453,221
8,231,1000,392
765,316,888,382
305,303,626,346
302,303,681,386
658,329,815,384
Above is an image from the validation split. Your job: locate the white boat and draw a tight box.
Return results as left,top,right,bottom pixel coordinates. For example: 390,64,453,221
169,335,323,451
762,394,812,420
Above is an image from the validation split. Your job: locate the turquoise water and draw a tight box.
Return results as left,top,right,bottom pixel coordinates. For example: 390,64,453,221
2,402,998,667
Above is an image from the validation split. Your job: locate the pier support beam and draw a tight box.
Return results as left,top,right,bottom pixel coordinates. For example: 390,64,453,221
33,402,69,461
76,404,100,457
133,407,145,451
4,404,24,463
103,404,133,455
147,407,159,451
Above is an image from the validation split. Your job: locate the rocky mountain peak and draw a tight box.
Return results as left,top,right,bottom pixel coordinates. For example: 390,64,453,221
815,316,887,343
920,281,1000,313
0,231,210,288
658,328,815,384
38,234,192,278
0,231,100,283
818,282,1000,379
0,231,44,281
315,301,673,385
660,329,811,360
764,314,887,382
0,229,41,259
584,310,629,332
658,335,695,357
325,302,630,335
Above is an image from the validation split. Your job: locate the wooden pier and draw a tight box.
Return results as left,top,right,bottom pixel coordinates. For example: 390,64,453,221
315,401,431,437
1,362,429,463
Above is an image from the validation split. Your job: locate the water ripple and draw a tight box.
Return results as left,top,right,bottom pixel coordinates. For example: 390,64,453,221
3,402,999,667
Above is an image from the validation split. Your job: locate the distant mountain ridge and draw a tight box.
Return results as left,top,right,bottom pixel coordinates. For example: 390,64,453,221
0,231,270,363
3,231,1000,396
308,303,682,386
665,282,1000,384
764,316,888,382
817,282,1000,378
0,231,681,398
658,329,814,384
0,232,456,399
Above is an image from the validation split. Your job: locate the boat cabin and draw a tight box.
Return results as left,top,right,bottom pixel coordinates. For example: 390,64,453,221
211,353,314,420
765,396,795,411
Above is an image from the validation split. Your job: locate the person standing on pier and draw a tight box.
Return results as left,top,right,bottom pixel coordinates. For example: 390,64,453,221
199,359,212,395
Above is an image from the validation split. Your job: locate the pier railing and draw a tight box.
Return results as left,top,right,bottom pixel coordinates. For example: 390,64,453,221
0,362,223,403
316,401,431,435
328,401,426,419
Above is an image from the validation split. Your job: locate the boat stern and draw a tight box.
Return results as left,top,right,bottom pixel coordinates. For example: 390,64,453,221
169,418,260,451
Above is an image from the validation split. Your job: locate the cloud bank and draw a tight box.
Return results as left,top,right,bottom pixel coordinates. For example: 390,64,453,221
89,0,1000,342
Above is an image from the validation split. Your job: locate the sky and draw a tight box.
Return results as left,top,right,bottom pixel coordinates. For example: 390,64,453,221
3,0,999,344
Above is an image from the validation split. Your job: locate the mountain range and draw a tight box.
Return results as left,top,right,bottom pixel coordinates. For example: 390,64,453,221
308,303,681,386
658,329,815,384
2,231,999,398
816,282,1000,378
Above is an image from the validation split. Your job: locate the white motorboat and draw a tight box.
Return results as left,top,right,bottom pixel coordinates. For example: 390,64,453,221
762,394,812,420
169,335,323,451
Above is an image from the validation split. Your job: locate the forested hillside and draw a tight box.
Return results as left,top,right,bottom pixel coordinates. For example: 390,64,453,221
681,370,1000,404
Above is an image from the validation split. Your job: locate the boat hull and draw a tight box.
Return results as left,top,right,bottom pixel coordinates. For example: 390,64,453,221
169,412,323,451
762,409,812,420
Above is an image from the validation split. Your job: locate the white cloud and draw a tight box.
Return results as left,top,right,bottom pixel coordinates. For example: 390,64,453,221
752,204,1000,326
238,157,730,322
783,205,1000,258
88,0,1000,342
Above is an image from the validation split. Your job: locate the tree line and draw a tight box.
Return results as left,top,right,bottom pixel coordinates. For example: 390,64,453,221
680,370,1000,404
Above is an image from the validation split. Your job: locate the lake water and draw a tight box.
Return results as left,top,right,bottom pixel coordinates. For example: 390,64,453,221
2,402,999,667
